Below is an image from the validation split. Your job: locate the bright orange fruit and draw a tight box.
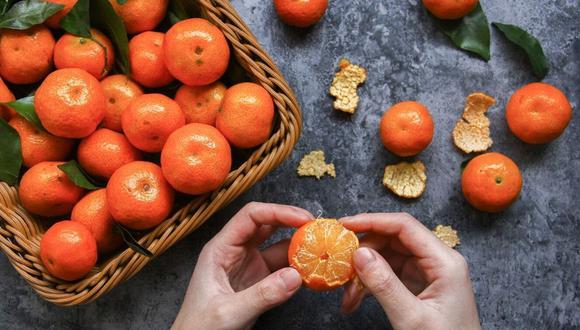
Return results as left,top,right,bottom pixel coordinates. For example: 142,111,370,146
0,77,16,120
40,220,97,281
379,101,434,157
422,0,479,20
129,31,174,88
0,25,55,84
506,82,573,144
109,0,169,35
164,18,230,86
9,116,75,168
288,219,359,291
461,152,523,213
274,0,329,28
100,74,144,132
174,81,226,126
106,161,174,230
216,82,275,149
71,189,123,255
45,0,79,29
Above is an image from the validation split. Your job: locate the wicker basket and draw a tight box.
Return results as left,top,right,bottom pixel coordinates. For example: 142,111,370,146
0,0,301,306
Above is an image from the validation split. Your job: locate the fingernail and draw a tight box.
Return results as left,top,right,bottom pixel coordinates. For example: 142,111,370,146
280,268,302,291
354,248,375,271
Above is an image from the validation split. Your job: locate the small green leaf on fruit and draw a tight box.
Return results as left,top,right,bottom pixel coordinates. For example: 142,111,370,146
57,160,101,190
91,0,130,74
60,0,91,37
0,0,64,30
5,96,44,131
0,118,22,185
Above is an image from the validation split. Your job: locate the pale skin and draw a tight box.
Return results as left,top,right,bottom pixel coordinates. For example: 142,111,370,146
173,203,481,330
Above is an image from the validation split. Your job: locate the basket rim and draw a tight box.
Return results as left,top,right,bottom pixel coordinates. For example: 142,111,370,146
0,0,302,306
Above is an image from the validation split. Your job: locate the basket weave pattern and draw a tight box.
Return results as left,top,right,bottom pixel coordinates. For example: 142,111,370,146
0,0,301,306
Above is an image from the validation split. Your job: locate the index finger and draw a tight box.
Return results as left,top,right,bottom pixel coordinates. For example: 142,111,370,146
217,202,313,246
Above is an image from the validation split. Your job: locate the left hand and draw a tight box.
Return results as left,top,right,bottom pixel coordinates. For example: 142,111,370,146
172,202,313,330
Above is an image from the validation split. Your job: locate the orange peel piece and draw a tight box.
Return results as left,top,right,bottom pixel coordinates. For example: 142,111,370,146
329,59,367,114
382,161,427,199
432,225,461,248
297,150,336,179
453,93,496,153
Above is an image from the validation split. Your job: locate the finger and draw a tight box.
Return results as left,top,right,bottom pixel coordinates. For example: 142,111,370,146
261,239,291,271
217,202,313,246
340,280,368,314
232,267,302,324
353,247,419,327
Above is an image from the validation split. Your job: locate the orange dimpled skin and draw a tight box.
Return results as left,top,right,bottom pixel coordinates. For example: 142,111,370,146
100,75,144,132
35,68,106,139
506,83,573,144
422,0,479,20
0,25,55,84
273,0,328,28
54,29,115,80
216,82,275,149
110,0,169,35
40,221,97,281
0,78,16,120
122,94,185,152
77,128,143,179
129,31,174,88
71,189,123,255
461,152,523,213
44,0,78,28
18,162,85,217
9,116,75,168
288,219,359,291
380,101,434,157
174,82,226,126
161,123,232,195
106,161,174,230
164,18,230,86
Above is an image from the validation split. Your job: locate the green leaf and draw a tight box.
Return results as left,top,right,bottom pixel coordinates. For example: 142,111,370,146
168,0,189,24
57,160,101,190
117,0,127,4
114,223,154,257
90,0,130,74
4,96,44,131
0,118,22,185
492,22,549,79
60,0,90,37
433,4,491,61
0,0,64,30
1,0,14,15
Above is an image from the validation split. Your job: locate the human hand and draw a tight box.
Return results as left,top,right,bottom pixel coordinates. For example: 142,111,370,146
340,213,480,330
172,202,313,330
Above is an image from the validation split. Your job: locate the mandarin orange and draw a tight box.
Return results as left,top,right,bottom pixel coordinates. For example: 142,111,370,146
129,31,174,88
54,29,115,79
174,82,226,126
379,101,434,157
100,74,144,132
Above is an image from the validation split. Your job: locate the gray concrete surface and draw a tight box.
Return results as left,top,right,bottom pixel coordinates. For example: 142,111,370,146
1,0,579,329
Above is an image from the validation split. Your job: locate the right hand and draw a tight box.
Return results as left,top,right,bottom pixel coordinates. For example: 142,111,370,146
340,213,481,330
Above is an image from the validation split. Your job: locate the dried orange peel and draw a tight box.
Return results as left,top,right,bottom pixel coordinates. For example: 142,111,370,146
297,150,336,179
452,93,496,153
432,225,461,248
382,161,427,199
288,219,359,291
329,59,367,114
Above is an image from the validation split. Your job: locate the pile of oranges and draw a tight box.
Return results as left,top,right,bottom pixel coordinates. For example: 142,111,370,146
0,1,276,281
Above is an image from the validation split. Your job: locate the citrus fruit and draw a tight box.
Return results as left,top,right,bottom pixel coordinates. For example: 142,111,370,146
0,25,55,84
216,82,275,149
288,219,359,291
77,128,143,179
106,161,174,230
273,0,329,28
40,220,97,281
164,18,230,86
422,0,479,20
100,74,144,132
35,68,106,139
129,31,174,88
174,81,226,126
54,29,115,80
71,189,123,255
461,152,523,213
0,77,16,120
109,0,169,35
44,0,78,29
161,123,232,195
506,82,573,144
379,101,434,157
18,161,85,217
9,116,75,168
122,93,185,152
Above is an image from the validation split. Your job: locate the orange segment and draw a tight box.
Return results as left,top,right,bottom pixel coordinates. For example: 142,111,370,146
288,219,359,291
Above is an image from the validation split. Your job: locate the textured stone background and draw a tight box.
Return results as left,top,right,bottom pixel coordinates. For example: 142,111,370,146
1,0,579,329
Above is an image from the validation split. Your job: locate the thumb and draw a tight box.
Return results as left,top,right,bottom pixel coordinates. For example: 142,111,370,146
353,248,420,326
234,267,302,321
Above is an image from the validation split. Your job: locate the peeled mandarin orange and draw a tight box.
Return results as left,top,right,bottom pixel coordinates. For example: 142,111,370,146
288,219,359,291
100,74,144,132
